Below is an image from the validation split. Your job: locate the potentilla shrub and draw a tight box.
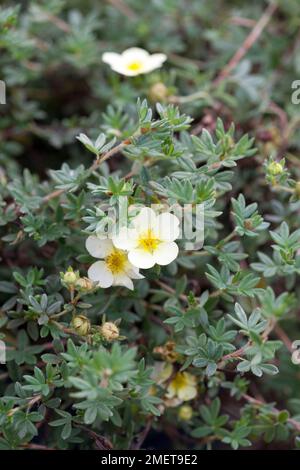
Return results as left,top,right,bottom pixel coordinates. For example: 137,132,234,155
1,99,300,450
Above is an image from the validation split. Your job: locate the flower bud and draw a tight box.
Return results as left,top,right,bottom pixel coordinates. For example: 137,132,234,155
268,161,284,176
71,315,91,336
75,277,94,292
100,322,120,341
61,268,79,286
149,82,168,102
178,405,193,421
244,219,253,230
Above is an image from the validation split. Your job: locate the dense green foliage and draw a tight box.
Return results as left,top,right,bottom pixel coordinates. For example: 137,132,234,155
0,0,300,450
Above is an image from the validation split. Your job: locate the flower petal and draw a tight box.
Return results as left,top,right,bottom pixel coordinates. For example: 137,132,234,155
125,262,145,279
122,47,150,61
142,53,167,73
113,273,134,290
102,52,122,65
153,241,179,265
87,261,113,288
132,207,157,231
156,213,180,242
86,236,114,259
112,227,138,250
128,248,155,269
178,385,197,401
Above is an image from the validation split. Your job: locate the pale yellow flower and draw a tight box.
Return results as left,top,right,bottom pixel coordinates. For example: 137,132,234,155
86,236,143,290
113,207,180,269
166,372,197,402
102,47,167,76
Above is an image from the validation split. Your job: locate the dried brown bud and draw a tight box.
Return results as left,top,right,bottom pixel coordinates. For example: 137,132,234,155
100,322,120,341
75,277,94,292
153,341,179,363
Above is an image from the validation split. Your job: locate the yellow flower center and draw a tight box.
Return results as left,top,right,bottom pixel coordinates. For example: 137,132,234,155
105,250,127,274
126,61,143,72
138,229,160,253
171,372,190,392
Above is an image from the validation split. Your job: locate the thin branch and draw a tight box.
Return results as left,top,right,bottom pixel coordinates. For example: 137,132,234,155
154,279,188,303
273,324,293,353
24,443,56,450
130,417,154,450
75,424,113,450
43,12,71,33
42,139,130,203
242,393,300,432
214,2,277,85
221,342,251,362
106,0,137,20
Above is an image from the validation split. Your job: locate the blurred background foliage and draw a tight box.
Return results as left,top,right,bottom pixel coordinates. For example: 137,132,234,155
0,0,299,175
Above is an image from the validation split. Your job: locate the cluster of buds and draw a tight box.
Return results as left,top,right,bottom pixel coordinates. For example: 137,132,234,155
71,316,122,341
268,160,284,176
61,268,95,293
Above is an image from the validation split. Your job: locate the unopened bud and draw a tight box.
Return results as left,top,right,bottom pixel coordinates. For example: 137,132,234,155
100,322,119,341
61,268,79,286
149,82,168,102
268,161,284,176
244,219,253,230
71,315,91,336
178,405,193,421
75,277,94,292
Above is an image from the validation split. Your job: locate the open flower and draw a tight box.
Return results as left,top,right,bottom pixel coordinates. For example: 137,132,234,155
102,47,167,76
86,236,143,290
112,207,180,269
166,372,197,402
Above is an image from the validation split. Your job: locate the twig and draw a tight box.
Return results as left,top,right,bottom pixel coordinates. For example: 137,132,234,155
42,188,65,203
221,342,251,362
43,12,71,33
24,443,56,450
273,324,293,353
75,424,113,449
130,417,153,450
42,139,130,203
149,313,172,334
106,0,137,20
230,17,257,28
9,394,42,416
154,279,188,303
169,90,210,105
214,2,277,86
242,393,300,432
